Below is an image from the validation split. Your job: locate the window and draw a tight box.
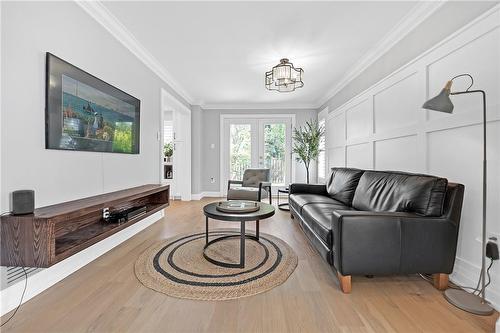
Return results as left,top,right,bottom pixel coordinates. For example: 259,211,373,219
318,118,326,182
163,120,173,144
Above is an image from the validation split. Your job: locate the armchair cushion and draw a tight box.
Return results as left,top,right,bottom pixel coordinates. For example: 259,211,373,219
227,186,268,201
242,169,270,187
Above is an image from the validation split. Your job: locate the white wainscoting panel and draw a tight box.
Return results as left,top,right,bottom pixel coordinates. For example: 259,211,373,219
328,112,345,148
374,135,418,172
346,143,372,170
374,72,420,134
427,122,500,261
325,5,500,309
427,27,500,121
346,99,371,141
328,147,345,168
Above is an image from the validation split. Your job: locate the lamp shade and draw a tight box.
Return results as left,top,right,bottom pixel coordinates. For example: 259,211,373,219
422,80,454,113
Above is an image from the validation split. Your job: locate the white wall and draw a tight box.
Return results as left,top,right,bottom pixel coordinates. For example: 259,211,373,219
325,6,500,309
0,1,188,314
1,1,188,211
194,108,318,195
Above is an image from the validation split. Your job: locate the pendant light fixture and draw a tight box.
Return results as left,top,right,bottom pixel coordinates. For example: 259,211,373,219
265,58,304,92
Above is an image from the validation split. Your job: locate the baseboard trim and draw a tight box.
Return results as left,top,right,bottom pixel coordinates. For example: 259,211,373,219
191,192,285,201
450,256,500,311
0,210,164,316
191,192,222,200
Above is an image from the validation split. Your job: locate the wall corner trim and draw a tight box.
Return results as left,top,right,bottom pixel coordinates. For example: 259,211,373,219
75,0,194,105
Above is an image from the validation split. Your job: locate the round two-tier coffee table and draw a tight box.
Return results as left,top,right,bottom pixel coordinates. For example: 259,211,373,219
202,201,275,268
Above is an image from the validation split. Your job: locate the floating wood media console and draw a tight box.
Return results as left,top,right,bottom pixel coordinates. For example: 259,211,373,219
0,184,169,267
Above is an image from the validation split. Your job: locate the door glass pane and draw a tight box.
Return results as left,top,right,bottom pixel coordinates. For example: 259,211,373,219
263,123,286,185
229,124,252,181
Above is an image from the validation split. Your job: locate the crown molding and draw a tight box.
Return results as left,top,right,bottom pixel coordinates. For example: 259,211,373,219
317,1,446,108
322,3,500,117
76,1,194,105
200,102,317,110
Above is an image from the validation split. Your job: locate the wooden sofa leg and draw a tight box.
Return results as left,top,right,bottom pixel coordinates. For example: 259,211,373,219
290,213,294,219
433,273,448,290
337,273,352,294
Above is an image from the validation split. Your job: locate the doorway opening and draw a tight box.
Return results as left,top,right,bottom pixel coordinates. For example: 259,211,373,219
160,89,191,201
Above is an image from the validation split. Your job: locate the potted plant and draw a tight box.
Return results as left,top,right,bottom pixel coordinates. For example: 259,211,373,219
163,142,173,162
292,119,324,184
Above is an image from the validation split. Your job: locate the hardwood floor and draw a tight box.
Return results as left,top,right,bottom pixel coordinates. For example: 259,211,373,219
2,198,498,332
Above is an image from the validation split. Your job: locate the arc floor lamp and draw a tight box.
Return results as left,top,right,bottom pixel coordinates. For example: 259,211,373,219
422,73,494,316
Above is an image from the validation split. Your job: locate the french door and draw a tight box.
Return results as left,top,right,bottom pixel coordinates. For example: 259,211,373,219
222,116,292,195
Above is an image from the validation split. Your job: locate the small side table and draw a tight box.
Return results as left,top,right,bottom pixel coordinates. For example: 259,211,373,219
277,187,290,211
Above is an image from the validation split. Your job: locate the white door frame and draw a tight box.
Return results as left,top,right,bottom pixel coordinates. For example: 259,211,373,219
160,88,191,201
317,106,329,183
219,114,296,195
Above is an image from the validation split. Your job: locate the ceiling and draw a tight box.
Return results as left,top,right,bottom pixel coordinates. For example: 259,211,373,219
102,1,420,108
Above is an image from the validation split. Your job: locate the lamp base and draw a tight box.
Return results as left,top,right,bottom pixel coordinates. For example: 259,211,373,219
444,289,494,316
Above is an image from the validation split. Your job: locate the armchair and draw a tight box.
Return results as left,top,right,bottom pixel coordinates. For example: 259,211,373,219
227,168,272,204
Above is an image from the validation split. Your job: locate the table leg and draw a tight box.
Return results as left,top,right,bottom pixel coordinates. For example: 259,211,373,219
256,220,260,240
205,216,209,244
240,221,245,268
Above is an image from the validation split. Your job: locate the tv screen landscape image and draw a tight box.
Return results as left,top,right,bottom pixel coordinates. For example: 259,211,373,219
46,53,140,154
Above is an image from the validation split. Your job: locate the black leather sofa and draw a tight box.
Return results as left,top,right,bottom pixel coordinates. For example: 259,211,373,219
289,167,464,293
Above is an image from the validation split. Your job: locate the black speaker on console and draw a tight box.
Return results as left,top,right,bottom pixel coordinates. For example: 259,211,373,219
11,190,35,215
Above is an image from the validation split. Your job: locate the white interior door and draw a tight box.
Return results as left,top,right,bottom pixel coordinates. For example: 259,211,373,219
222,117,292,195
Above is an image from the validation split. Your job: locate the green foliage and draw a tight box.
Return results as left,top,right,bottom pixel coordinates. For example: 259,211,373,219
163,142,174,157
229,124,252,178
264,124,285,160
292,119,325,183
112,122,133,153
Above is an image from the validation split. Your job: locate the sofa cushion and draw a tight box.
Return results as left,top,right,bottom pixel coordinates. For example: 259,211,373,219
289,194,338,214
301,203,353,247
326,168,365,206
352,170,448,216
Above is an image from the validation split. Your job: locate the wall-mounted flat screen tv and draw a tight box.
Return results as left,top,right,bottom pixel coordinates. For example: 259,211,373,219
46,52,140,154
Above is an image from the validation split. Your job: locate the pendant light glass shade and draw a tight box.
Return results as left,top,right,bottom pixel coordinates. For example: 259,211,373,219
265,58,304,92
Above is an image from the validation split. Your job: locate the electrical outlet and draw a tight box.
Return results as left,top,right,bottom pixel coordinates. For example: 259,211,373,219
210,177,216,183
475,231,500,245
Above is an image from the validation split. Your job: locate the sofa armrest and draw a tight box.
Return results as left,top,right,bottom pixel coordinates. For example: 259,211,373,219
289,183,327,195
331,210,457,276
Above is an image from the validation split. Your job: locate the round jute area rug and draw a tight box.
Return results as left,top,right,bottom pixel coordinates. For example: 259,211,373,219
134,229,298,301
